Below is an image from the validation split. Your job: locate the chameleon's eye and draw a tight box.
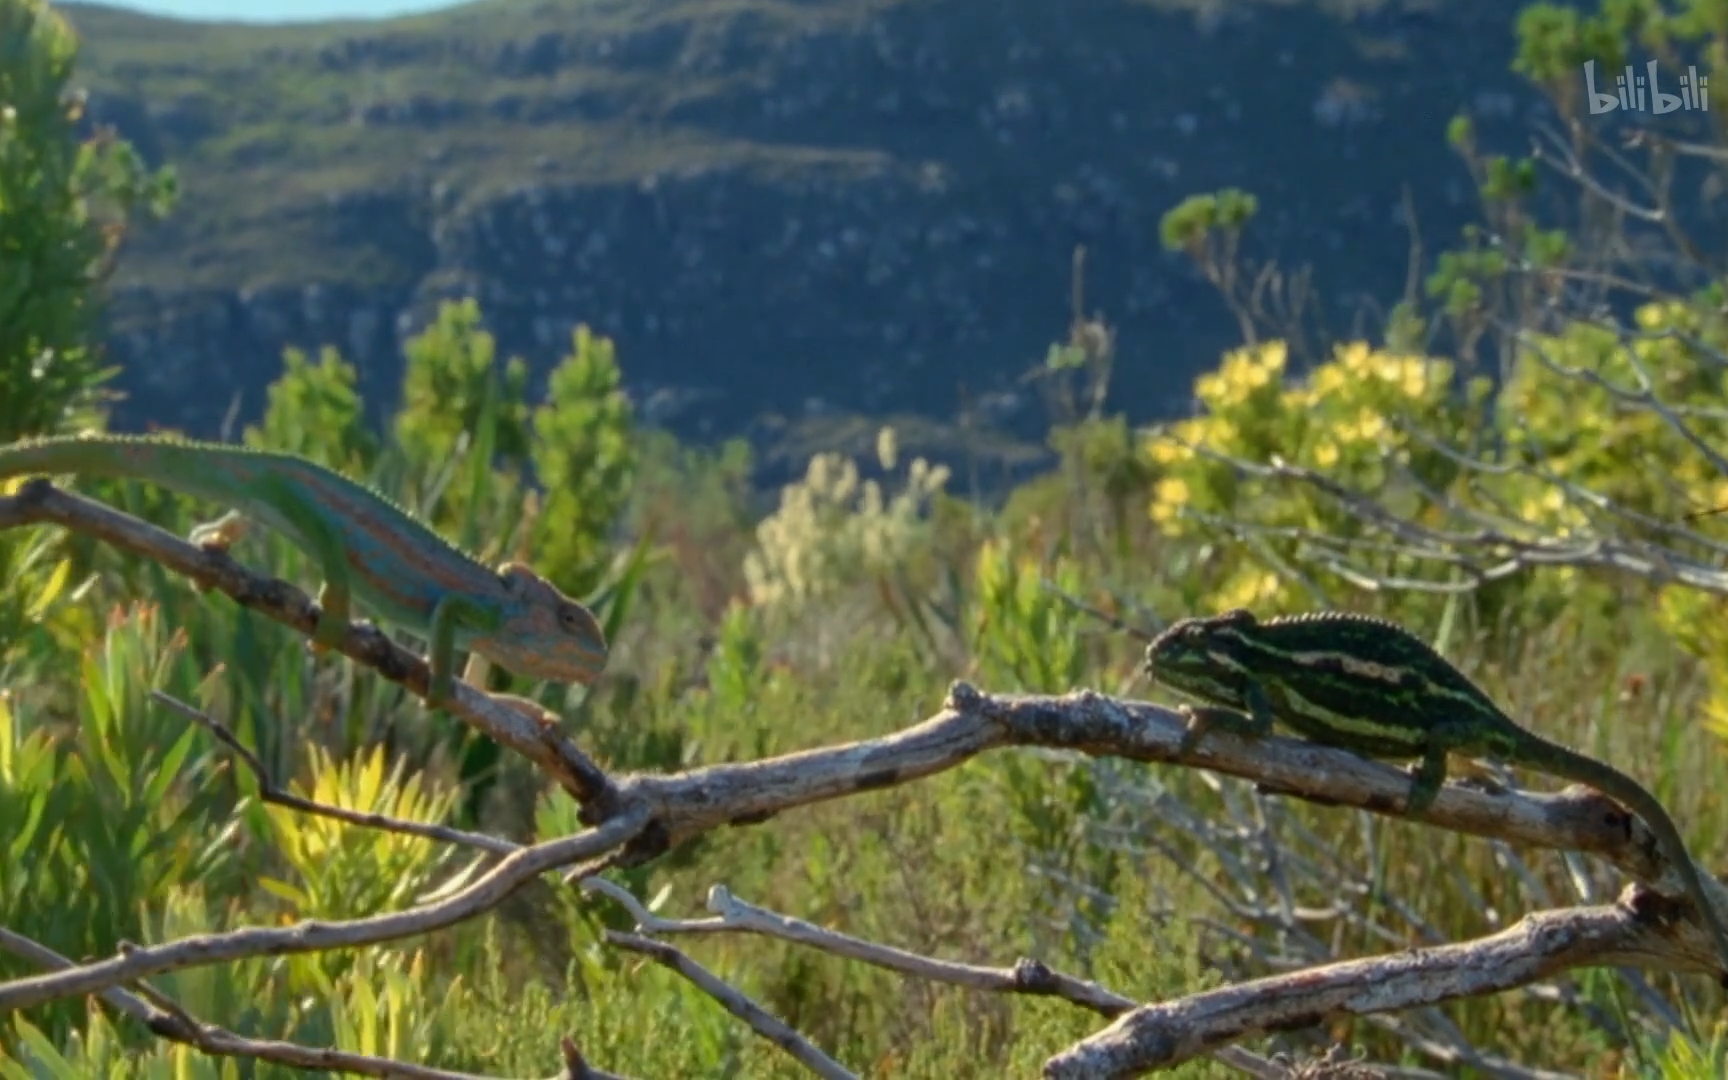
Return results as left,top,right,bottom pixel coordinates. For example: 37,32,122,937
559,604,602,641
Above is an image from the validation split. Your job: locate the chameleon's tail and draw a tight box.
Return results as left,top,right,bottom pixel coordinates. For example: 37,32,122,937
1538,734,1728,975
0,434,288,508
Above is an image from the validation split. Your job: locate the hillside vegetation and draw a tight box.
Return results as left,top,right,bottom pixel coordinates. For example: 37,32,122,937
60,0,1531,448
11,0,1728,1076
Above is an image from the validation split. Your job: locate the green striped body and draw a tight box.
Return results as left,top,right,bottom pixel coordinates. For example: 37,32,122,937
1146,609,1516,760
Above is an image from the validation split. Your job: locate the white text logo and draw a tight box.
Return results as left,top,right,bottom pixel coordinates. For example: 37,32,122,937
1583,59,1709,114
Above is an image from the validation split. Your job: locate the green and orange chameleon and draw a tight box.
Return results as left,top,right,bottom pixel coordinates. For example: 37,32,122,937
0,433,609,709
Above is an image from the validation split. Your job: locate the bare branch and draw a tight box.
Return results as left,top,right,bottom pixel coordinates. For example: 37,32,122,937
582,877,1286,1078
1181,448,1728,594
0,812,647,1012
7,663,1722,1023
558,1037,633,1080
595,876,1136,1014
149,690,517,855
606,931,856,1080
0,925,600,1079
1043,897,1682,1078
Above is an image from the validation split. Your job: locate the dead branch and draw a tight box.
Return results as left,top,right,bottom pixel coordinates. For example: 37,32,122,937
580,877,1287,1079
0,926,613,1080
0,815,646,1013
1042,897,1680,1078
1172,444,1728,596
150,690,517,855
6,678,1723,1006
607,931,855,1080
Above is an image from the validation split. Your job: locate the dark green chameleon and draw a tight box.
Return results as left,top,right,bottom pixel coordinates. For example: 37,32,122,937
1144,607,1728,975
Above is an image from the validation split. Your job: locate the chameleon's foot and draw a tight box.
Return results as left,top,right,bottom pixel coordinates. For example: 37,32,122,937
423,669,457,714
188,510,251,554
1177,706,1210,756
309,583,351,655
1400,769,1441,816
490,691,558,727
1176,704,1269,756
305,616,346,656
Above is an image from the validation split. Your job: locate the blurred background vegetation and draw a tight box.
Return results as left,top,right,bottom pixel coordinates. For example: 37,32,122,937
11,0,1728,1074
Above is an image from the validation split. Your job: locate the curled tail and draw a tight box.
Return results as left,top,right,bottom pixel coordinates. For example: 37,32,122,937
1544,738,1728,975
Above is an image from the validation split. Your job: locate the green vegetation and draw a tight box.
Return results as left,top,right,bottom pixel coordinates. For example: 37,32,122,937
0,0,174,442
15,0,1728,1075
57,0,917,293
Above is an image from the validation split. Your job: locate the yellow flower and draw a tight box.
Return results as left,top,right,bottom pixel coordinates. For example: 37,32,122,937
1147,419,1206,464
1214,570,1284,612
1230,342,1283,390
1147,438,1193,465
1236,359,1272,391
1195,372,1230,406
1257,340,1289,374
1309,364,1349,398
1398,358,1428,398
1313,440,1340,468
1336,341,1373,373
1337,408,1386,444
1155,476,1191,506
1634,301,1678,331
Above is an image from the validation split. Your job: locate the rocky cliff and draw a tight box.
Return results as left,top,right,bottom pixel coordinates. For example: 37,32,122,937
64,0,1548,454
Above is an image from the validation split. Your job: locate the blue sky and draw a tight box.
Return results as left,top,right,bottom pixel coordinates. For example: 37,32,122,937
86,0,462,23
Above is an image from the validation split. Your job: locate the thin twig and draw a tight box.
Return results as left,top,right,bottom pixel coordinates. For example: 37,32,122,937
150,690,517,855
606,931,856,1080
580,878,1286,1078
0,926,596,1079
0,816,646,1012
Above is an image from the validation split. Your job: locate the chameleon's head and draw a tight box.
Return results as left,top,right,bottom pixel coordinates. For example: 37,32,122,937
485,563,610,686
1142,608,1259,707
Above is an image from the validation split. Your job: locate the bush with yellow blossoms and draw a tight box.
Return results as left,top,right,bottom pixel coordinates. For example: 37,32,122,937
1145,297,1728,699
1505,300,1728,730
1144,337,1488,615
1497,300,1728,523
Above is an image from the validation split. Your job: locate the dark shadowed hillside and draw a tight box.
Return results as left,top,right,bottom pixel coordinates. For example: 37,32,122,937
66,0,1549,467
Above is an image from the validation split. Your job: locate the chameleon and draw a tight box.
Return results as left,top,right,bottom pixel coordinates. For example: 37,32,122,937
0,434,610,710
1143,607,1728,975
